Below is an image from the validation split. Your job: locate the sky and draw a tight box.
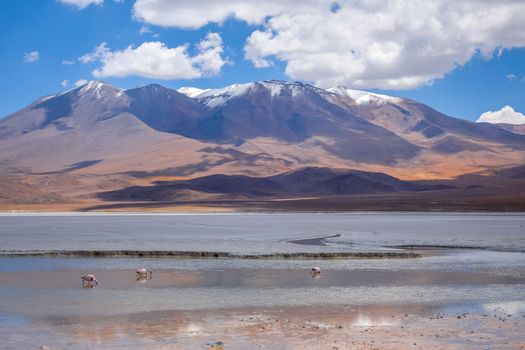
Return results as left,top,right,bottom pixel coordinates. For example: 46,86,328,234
1,0,525,124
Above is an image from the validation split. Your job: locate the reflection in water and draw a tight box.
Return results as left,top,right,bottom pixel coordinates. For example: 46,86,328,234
483,301,525,315
2,265,523,290
182,323,203,336
136,274,152,283
352,315,398,327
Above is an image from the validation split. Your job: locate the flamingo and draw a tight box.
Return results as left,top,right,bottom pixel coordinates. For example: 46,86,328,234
81,274,98,286
310,267,323,275
136,267,153,280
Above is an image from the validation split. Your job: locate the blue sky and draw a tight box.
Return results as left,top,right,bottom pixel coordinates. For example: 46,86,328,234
1,0,524,123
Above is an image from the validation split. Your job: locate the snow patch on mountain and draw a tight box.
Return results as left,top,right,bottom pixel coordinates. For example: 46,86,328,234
36,94,57,103
197,83,254,108
177,86,210,98
260,81,285,97
263,80,327,98
81,81,108,93
195,80,337,108
328,86,402,106
76,81,123,100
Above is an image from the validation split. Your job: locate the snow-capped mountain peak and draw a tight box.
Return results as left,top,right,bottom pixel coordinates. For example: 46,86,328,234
327,86,402,106
81,80,106,91
76,80,123,99
196,83,255,108
260,80,286,97
177,87,210,98
193,80,330,108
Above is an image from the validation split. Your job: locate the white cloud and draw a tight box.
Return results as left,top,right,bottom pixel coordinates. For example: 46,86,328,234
57,0,103,9
79,42,110,64
61,80,69,87
132,0,318,29
139,25,159,37
80,33,227,80
139,25,152,34
75,79,88,87
24,51,39,63
506,74,517,81
477,106,525,125
133,0,525,90
62,59,75,65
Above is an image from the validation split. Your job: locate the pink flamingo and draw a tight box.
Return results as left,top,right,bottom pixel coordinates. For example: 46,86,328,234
136,268,153,281
81,274,98,286
310,267,323,275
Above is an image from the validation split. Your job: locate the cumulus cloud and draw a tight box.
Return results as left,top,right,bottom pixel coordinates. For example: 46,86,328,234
477,106,525,125
61,80,69,87
506,74,517,81
133,0,525,89
75,79,88,87
58,0,103,9
79,33,227,80
132,0,319,29
62,59,75,65
23,51,39,63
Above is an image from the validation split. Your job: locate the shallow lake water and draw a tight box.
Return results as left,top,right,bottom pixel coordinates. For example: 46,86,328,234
1,212,525,253
0,213,524,349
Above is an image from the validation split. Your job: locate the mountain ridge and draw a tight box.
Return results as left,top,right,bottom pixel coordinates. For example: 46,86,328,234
1,79,524,211
99,166,445,202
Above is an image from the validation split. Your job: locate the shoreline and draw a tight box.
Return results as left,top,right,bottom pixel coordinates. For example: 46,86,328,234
1,210,525,216
0,250,422,259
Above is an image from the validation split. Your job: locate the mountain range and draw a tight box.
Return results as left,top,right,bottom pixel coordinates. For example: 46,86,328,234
1,80,524,211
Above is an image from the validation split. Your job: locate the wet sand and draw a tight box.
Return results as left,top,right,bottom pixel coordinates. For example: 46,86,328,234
2,304,524,349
